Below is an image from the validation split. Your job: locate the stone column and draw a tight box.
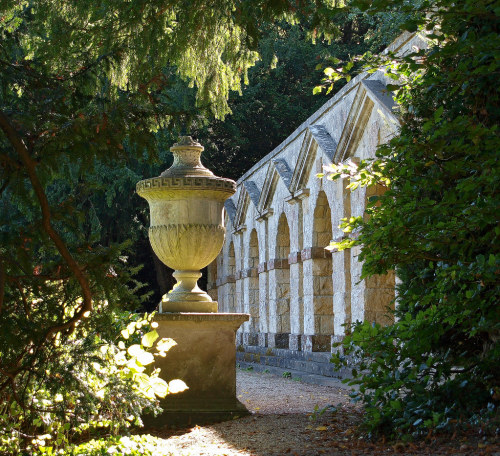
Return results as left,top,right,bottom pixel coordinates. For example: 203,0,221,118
257,261,268,347
332,177,351,347
288,251,303,351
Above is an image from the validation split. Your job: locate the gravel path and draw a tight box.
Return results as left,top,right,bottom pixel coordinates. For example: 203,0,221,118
152,370,499,456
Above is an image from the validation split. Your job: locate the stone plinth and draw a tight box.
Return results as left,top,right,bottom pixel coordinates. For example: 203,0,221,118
144,312,250,427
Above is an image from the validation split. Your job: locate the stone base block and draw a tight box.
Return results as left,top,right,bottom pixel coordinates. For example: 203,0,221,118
267,333,289,349
258,333,267,347
289,334,302,351
243,332,259,346
143,312,250,427
301,334,332,352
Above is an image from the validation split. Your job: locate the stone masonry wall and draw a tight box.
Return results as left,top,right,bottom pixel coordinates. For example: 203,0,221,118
207,32,428,353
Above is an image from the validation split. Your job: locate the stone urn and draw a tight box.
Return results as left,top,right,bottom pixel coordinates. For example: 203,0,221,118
136,136,236,312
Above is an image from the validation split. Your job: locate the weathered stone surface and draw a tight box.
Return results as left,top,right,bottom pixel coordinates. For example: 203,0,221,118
206,34,424,367
144,313,249,426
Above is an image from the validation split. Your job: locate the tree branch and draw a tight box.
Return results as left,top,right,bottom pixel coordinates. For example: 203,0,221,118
0,110,92,339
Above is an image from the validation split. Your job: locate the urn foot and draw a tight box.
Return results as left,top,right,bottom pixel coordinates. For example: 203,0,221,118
159,298,218,313
159,270,217,313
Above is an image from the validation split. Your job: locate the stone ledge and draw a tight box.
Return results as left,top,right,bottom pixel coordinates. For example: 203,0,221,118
242,267,258,278
301,246,331,261
256,208,274,222
155,312,249,325
267,258,290,270
288,251,302,264
216,275,235,286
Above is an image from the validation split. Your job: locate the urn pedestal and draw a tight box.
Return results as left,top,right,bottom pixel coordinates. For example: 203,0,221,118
137,137,249,426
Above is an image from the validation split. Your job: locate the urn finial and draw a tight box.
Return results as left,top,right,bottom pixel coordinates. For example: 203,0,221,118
160,136,214,178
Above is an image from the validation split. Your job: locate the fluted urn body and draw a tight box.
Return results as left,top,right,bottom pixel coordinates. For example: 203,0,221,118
137,137,236,312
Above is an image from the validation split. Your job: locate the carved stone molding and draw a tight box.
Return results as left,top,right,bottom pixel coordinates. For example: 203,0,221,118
256,208,274,222
137,176,235,194
149,224,226,271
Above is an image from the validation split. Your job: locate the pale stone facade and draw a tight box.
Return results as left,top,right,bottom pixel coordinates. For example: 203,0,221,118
208,33,427,353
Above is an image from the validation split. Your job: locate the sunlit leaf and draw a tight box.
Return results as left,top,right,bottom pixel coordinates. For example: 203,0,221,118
141,330,159,348
168,379,188,394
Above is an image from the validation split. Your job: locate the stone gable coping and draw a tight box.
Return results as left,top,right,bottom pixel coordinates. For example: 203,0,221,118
224,199,237,225
362,79,398,122
236,32,425,186
309,125,337,163
267,258,290,270
243,181,261,208
258,164,279,213
301,246,331,261
272,158,293,189
233,186,250,229
288,251,302,264
258,262,267,273
289,129,317,194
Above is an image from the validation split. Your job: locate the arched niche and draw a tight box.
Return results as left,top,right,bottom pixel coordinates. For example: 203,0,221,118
247,229,260,343
303,190,334,352
268,212,291,348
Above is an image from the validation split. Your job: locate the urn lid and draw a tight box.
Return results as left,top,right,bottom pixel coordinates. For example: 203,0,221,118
136,136,236,198
160,136,214,178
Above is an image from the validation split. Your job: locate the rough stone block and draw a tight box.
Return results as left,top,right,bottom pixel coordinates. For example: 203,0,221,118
320,315,334,334
364,288,395,312
312,258,332,276
289,334,302,351
145,313,249,427
301,334,331,352
314,295,333,314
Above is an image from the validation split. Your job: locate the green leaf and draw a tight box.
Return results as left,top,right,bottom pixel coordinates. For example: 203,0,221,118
136,351,155,366
150,377,169,398
141,330,159,348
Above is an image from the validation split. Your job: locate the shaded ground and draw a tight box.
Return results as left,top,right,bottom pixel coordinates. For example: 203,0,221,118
146,370,499,456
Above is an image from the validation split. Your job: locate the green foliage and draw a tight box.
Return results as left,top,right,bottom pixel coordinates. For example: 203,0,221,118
64,434,167,456
324,0,500,438
0,2,340,454
0,310,186,454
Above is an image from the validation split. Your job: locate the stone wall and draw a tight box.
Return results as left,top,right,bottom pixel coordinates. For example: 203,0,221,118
209,32,428,353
